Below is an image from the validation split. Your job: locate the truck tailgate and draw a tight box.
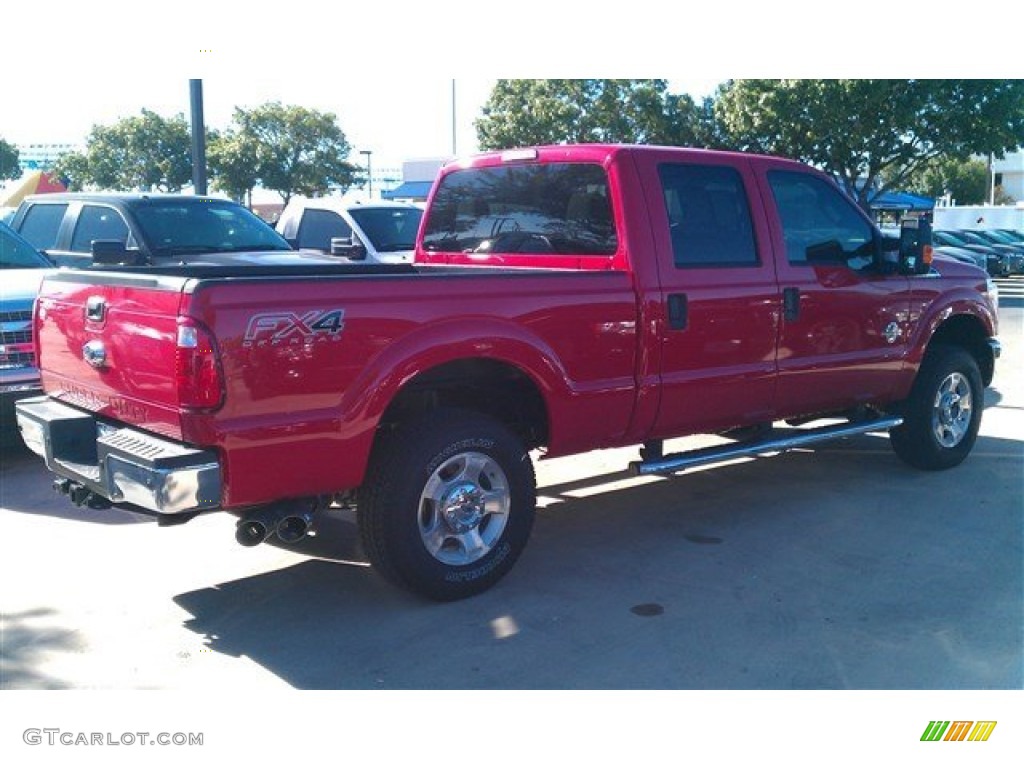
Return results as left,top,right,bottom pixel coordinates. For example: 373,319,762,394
35,272,190,440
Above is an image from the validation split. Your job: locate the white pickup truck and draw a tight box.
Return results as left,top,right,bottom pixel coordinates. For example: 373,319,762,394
275,198,423,265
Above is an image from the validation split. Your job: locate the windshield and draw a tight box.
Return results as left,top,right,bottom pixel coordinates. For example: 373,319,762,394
348,207,423,252
936,231,968,247
133,200,292,256
0,223,51,268
977,230,1014,244
957,231,992,246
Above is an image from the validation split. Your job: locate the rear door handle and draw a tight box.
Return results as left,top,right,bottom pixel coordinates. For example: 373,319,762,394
783,287,800,322
667,293,688,331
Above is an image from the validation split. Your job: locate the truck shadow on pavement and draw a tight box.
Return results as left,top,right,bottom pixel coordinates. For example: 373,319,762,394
0,441,153,525
0,608,76,689
173,431,1023,690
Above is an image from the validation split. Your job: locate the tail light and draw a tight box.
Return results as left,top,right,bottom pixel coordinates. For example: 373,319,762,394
176,319,223,409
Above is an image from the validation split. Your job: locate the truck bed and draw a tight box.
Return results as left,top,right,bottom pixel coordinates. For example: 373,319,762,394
33,261,641,507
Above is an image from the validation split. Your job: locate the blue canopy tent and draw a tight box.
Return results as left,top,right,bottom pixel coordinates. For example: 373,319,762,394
381,181,433,201
867,190,935,212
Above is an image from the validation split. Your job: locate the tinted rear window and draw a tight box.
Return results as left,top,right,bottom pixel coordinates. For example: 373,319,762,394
659,163,758,267
422,163,617,256
17,203,67,250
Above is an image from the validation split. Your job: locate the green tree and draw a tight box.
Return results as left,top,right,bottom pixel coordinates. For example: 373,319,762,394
49,110,193,192
715,79,1024,209
208,130,261,204
476,79,708,150
219,103,357,206
50,151,92,191
0,137,20,182
894,156,990,205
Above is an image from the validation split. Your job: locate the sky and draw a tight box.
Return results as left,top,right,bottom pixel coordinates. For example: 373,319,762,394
5,1,999,180
1,74,724,174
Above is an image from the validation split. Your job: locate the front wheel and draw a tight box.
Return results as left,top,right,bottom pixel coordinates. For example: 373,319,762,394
358,409,536,601
890,345,983,470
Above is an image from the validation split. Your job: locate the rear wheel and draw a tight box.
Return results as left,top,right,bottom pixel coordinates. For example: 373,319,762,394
358,408,536,601
890,345,983,470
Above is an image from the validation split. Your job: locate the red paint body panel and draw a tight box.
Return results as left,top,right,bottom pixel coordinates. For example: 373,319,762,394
629,149,781,435
179,270,639,506
35,275,186,438
31,145,999,511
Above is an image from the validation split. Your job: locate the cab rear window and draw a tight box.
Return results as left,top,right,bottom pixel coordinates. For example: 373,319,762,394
422,163,617,256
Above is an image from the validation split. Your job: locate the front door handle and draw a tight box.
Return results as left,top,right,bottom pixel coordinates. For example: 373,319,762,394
783,287,800,322
667,293,688,331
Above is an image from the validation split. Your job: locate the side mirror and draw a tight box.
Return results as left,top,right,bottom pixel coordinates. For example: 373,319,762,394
329,235,367,261
90,240,134,265
805,239,847,264
898,217,933,275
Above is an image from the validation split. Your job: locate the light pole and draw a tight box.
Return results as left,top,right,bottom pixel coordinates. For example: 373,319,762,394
360,150,373,199
189,79,207,195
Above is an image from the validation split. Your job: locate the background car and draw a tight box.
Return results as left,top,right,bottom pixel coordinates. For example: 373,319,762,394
9,193,301,267
276,198,423,264
952,229,1024,275
932,230,1010,277
965,229,1024,273
995,228,1024,244
0,221,54,445
933,245,989,272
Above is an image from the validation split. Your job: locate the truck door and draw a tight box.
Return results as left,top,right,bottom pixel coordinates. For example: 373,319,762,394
755,162,910,417
635,152,780,437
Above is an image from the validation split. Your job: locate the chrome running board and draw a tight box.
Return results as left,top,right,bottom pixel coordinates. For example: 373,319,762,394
630,416,903,476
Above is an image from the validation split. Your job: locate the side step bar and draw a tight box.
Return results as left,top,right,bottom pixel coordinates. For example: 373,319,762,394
630,416,903,476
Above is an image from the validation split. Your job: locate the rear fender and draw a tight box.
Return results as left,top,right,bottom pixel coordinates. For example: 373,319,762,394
337,318,571,478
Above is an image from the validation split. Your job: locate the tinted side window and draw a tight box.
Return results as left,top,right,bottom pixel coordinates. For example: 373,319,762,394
659,163,758,267
767,171,873,264
297,209,352,251
17,204,68,250
0,226,49,267
422,163,616,255
70,205,130,252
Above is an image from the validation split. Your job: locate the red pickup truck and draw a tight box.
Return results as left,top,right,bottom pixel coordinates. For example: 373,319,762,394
16,144,1000,600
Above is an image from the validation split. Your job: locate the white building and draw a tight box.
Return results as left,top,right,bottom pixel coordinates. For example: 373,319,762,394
992,150,1023,202
383,157,451,202
16,142,80,171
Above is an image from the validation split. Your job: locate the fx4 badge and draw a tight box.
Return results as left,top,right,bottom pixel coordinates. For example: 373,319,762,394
243,309,345,348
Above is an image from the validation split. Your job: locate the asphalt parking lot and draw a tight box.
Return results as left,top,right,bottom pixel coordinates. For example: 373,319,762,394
1,283,1021,691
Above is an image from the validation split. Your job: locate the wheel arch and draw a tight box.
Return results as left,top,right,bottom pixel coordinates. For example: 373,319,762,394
337,319,568,484
379,357,550,449
925,313,996,387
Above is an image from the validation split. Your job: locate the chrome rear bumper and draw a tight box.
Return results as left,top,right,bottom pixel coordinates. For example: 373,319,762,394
15,396,221,515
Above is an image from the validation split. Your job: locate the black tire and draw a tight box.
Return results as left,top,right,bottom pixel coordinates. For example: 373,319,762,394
358,408,536,601
890,345,983,470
